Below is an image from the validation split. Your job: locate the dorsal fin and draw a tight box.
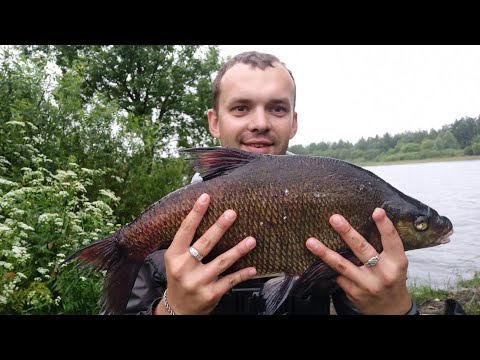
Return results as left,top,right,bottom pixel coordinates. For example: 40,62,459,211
180,147,260,181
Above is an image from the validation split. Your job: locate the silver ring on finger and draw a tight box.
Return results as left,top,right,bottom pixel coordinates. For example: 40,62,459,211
189,246,204,262
365,254,380,267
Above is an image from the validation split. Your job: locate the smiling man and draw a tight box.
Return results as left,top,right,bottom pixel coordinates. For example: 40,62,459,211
207,55,297,155
120,51,416,316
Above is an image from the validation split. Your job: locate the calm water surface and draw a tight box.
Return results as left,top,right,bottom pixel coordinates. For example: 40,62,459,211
364,160,480,289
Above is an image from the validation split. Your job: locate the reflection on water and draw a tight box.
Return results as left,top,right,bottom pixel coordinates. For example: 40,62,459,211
364,160,480,289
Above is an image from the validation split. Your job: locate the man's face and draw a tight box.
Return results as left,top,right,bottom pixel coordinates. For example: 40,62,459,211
208,62,297,155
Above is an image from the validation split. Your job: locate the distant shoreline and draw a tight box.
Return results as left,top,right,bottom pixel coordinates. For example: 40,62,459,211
357,155,480,167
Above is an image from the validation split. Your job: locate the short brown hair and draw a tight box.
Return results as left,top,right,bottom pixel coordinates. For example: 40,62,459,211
212,51,296,111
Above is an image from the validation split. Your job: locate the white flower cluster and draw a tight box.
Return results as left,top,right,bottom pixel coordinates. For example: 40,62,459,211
17,222,34,231
11,246,30,260
0,178,17,187
54,170,77,181
9,208,25,217
37,213,53,223
37,267,49,275
1,272,28,304
80,168,94,175
99,189,120,202
0,224,12,235
57,191,69,198
27,289,52,306
0,261,13,270
2,245,31,263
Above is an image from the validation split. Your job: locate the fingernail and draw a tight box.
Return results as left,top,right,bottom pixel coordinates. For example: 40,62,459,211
248,268,257,276
245,237,256,249
306,238,318,250
330,214,342,226
199,193,208,203
224,210,235,220
373,208,384,216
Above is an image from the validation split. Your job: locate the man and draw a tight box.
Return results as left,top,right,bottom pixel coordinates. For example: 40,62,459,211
124,51,416,315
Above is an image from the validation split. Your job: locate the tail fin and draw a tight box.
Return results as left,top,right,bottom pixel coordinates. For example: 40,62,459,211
63,232,143,314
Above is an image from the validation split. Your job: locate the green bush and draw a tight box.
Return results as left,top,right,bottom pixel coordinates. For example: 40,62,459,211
0,133,119,314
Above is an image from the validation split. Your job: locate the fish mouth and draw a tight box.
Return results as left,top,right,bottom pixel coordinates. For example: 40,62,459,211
436,229,453,245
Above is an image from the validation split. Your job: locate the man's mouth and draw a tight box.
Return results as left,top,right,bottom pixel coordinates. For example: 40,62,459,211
242,142,273,153
246,143,270,148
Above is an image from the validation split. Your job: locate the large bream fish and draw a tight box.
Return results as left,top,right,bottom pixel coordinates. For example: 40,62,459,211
65,147,453,314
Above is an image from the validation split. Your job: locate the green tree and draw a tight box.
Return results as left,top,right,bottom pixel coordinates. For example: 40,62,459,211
0,47,51,178
356,137,368,151
2,47,126,217
22,45,221,157
420,138,435,151
441,130,460,149
400,142,421,153
19,45,224,223
450,117,479,147
288,144,308,154
471,135,480,155
381,132,397,151
434,135,445,150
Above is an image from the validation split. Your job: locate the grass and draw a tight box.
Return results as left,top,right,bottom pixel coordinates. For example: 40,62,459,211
409,272,480,315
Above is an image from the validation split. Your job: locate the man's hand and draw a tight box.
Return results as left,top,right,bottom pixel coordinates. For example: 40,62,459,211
154,193,257,315
306,208,412,315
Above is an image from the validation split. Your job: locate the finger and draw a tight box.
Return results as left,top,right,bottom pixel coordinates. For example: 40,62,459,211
204,236,257,281
190,209,237,261
214,266,257,296
335,275,359,299
306,238,366,285
329,214,378,264
170,193,210,253
372,208,405,254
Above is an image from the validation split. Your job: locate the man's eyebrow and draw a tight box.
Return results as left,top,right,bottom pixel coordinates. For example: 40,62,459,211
269,98,290,104
227,97,253,104
228,97,290,104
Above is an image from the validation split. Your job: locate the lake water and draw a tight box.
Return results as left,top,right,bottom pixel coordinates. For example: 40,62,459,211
364,160,480,289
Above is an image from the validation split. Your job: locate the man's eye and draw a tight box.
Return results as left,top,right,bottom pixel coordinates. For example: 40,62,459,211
233,106,247,112
272,106,286,113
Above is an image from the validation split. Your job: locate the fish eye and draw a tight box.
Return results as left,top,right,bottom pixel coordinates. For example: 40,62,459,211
414,216,429,231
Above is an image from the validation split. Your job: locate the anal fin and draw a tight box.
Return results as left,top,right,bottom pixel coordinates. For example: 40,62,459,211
260,275,298,315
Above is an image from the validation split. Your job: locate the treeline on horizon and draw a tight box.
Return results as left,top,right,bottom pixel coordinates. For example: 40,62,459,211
0,45,478,314
288,116,480,163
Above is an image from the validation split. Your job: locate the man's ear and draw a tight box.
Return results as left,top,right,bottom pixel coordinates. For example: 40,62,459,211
289,111,298,139
207,109,220,139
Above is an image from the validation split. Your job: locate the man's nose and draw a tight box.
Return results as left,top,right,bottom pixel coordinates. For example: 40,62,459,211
247,110,271,132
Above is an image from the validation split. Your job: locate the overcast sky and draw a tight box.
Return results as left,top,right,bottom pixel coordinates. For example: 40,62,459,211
219,45,480,146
